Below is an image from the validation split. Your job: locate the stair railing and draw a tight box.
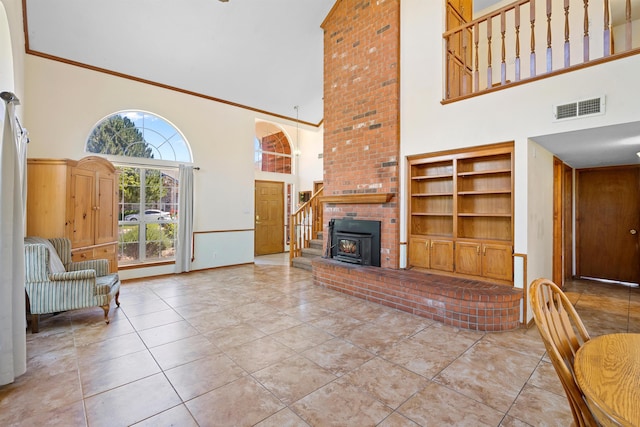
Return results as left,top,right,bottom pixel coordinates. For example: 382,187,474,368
289,186,324,265
443,0,638,101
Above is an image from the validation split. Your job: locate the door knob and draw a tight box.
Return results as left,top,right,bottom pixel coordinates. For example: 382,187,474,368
631,229,637,235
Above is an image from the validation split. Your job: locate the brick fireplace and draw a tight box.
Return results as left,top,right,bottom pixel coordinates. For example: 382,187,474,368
314,0,521,331
320,0,400,268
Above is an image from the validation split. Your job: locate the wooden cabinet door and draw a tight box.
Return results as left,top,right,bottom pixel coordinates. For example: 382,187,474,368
482,243,513,281
69,168,95,248
455,241,481,276
95,172,118,245
430,239,454,272
409,237,430,268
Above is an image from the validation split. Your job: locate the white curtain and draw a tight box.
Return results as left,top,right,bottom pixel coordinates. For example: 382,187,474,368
175,164,194,273
0,94,27,385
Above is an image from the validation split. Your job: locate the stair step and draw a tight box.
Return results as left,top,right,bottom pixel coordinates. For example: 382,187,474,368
309,239,323,250
292,256,313,271
301,247,323,258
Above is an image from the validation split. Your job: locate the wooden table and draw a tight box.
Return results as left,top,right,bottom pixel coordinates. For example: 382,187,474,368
574,333,640,427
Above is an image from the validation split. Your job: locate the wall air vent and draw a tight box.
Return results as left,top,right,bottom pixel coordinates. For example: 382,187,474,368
553,96,605,121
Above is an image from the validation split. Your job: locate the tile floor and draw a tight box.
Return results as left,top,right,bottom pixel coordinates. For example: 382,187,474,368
1,254,638,426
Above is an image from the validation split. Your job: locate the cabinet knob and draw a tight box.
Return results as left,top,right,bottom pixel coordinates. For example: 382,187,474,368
631,229,638,235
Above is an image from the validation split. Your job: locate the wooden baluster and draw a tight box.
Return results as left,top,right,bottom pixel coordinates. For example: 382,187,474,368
564,0,570,67
531,0,537,77
583,0,589,61
501,11,507,85
604,0,611,56
626,0,632,51
547,0,552,72
487,16,493,88
462,29,468,95
515,4,521,81
474,22,480,92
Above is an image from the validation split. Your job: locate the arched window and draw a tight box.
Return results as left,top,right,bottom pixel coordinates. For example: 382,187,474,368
254,121,292,174
86,111,192,266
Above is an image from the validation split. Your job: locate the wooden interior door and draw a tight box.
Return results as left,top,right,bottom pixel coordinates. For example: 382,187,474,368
255,180,284,255
577,166,640,284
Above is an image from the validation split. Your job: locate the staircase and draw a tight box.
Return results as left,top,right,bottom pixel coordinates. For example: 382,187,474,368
290,187,324,270
291,231,324,271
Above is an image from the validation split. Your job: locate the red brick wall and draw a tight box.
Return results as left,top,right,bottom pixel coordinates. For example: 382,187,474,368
322,0,400,269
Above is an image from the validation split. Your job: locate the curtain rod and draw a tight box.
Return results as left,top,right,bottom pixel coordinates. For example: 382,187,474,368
0,91,20,105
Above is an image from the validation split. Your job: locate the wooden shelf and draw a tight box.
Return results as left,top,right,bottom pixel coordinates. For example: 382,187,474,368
408,143,514,283
319,193,394,204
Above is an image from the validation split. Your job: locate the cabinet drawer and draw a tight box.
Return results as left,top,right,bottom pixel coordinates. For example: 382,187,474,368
71,248,94,263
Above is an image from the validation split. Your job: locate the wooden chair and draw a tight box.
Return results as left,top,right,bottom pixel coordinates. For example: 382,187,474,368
529,278,599,427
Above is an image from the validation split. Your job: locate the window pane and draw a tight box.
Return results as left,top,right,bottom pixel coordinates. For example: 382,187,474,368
118,224,140,264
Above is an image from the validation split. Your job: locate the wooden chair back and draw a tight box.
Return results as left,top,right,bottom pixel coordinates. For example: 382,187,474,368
529,278,599,427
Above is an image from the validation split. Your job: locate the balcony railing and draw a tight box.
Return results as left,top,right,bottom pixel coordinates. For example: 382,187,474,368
443,0,640,101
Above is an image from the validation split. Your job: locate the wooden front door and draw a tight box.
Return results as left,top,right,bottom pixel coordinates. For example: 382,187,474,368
577,166,640,284
255,180,284,255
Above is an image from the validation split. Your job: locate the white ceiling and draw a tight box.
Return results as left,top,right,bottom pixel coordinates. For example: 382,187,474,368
24,0,335,125
23,0,640,168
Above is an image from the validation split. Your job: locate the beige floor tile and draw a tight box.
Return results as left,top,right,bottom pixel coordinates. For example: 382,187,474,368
0,368,83,425
270,323,334,352
253,407,311,427
223,336,297,373
398,381,504,426
253,354,336,405
341,357,429,409
80,349,161,397
291,377,393,426
132,404,199,427
378,412,422,426
164,353,246,401
205,322,266,350
137,319,200,348
507,383,575,426
247,311,303,335
527,359,566,397
185,376,284,426
14,400,87,427
379,323,480,378
72,316,135,347
150,334,221,370
85,373,181,427
301,337,375,376
127,308,185,331
7,271,634,427
435,340,541,412
76,331,147,368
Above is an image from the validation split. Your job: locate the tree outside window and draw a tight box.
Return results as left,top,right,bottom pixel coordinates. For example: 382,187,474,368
86,111,190,265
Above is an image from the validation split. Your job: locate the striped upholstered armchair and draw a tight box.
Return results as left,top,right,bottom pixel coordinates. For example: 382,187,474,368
24,237,121,333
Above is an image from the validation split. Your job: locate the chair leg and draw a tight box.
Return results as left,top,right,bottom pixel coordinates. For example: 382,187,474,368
115,290,120,307
102,305,110,324
31,313,39,333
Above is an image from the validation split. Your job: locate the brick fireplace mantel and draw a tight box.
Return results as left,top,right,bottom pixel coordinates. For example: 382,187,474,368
319,193,394,204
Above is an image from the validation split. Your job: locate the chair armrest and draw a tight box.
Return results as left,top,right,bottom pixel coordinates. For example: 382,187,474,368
24,243,51,282
49,269,96,281
68,259,110,276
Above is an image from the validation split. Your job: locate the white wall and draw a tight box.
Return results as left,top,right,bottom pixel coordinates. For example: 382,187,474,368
401,0,640,293
0,0,24,111
23,56,323,279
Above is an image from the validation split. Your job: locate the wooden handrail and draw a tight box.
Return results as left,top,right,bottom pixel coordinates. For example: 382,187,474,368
289,186,324,265
444,0,637,101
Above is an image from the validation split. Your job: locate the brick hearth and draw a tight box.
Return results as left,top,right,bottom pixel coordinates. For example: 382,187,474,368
313,258,522,332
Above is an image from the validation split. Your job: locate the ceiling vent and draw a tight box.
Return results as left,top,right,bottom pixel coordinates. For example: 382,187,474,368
553,96,605,121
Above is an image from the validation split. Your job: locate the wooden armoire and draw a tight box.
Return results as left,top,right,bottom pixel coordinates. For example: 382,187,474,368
26,156,119,273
